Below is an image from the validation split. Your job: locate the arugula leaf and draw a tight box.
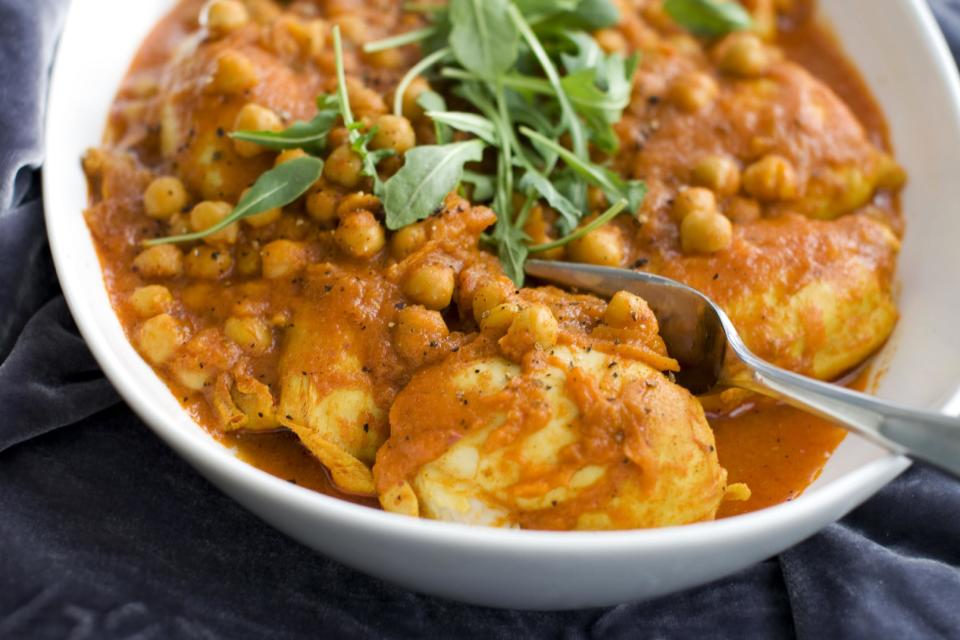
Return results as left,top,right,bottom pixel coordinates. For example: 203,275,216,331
663,0,753,37
144,157,324,246
508,4,588,209
230,95,339,155
425,111,498,145
518,169,580,233
382,139,486,229
558,33,639,153
492,219,530,286
513,0,578,18
520,126,646,213
531,0,621,31
417,90,453,143
449,0,520,77
463,170,496,201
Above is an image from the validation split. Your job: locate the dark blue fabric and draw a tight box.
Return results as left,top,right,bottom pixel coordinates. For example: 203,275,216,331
1,2,958,638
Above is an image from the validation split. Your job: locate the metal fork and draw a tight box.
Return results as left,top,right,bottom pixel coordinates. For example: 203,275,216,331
525,260,960,478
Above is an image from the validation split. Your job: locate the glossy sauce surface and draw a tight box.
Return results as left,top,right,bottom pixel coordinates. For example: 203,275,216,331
88,0,899,523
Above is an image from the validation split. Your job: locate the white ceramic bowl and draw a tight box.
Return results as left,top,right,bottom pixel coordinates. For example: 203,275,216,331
44,0,960,609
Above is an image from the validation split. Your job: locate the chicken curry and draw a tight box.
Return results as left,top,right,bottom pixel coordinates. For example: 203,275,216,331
83,0,904,529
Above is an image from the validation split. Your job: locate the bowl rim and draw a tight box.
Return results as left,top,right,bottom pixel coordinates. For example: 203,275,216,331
42,0,959,554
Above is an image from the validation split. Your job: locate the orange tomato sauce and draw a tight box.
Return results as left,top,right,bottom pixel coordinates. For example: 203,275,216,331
88,0,899,523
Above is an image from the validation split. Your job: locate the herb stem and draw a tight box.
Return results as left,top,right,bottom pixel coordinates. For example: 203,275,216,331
527,199,627,253
393,47,452,117
506,4,588,208
363,26,438,53
332,26,356,134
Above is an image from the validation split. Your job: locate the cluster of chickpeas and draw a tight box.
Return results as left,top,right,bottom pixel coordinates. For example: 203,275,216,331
660,30,810,255
128,0,435,377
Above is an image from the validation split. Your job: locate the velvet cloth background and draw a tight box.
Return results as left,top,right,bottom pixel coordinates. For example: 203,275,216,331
2,1,959,638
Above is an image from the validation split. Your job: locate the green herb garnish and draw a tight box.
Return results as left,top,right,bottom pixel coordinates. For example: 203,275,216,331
151,3,648,286
362,0,645,283
663,0,754,37
144,156,324,246
229,95,340,155
383,140,486,229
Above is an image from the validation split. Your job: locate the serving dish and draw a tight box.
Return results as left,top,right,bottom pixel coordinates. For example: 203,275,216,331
44,0,960,608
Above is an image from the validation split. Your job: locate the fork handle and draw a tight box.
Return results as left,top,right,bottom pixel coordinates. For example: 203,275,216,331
730,359,960,478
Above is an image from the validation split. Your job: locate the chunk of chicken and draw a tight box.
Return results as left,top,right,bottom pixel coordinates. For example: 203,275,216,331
278,267,400,495
375,343,728,530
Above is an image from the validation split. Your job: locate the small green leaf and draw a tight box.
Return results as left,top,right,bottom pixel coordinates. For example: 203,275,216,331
520,126,646,213
493,221,530,286
513,0,578,18
449,0,520,77
144,157,324,246
417,91,453,143
663,0,753,37
518,169,581,233
463,170,496,201
425,111,498,145
230,95,339,155
383,139,486,230
529,0,621,31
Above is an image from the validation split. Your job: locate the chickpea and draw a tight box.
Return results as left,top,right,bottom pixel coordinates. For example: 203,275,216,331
190,201,238,245
243,206,282,228
393,305,449,365
680,209,733,254
480,302,520,336
224,316,273,354
371,115,416,154
275,16,326,60
144,176,189,220
129,285,174,318
203,0,249,37
471,280,513,325
390,223,428,259
402,263,455,310
501,304,559,359
233,104,282,158
725,197,762,223
211,50,259,95
133,244,184,279
336,192,382,218
261,240,307,279
275,149,308,166
594,28,628,55
742,154,799,201
184,245,234,279
875,154,908,191
365,47,404,71
715,32,769,77
400,76,431,120
671,187,717,222
335,210,386,258
587,186,608,212
306,189,339,226
324,144,364,189
235,244,262,276
668,71,719,113
667,34,702,58
136,314,185,365
692,155,742,196
568,225,624,267
346,78,387,119
604,291,651,329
